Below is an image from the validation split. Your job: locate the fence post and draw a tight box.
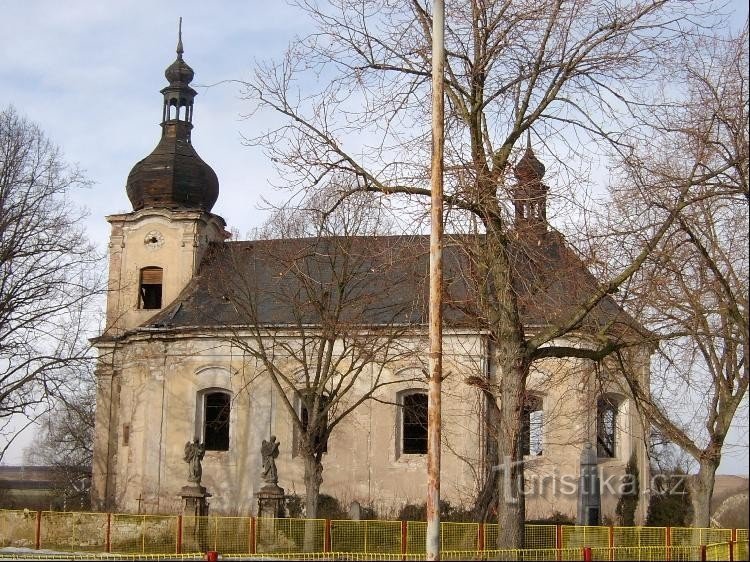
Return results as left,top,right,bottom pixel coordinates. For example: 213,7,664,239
478,523,484,551
34,511,41,550
176,515,182,554
249,517,256,555
105,513,112,553
583,546,592,562
729,540,735,562
700,544,707,562
324,519,332,553
401,520,408,561
556,524,562,561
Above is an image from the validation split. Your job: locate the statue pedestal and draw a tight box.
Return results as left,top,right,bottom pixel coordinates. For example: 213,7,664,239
180,485,212,552
256,483,285,519
181,485,211,518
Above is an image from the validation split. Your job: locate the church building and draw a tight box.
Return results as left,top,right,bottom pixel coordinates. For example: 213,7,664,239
91,32,651,523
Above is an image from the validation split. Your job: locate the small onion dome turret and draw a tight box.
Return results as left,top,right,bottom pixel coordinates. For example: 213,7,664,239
514,146,546,183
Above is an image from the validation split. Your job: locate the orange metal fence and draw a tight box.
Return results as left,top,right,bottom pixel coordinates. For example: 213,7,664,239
0,509,747,559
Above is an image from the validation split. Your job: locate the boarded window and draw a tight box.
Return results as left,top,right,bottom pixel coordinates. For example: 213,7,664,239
204,392,230,451
597,396,618,458
300,394,329,454
402,392,428,454
520,395,544,456
139,267,163,309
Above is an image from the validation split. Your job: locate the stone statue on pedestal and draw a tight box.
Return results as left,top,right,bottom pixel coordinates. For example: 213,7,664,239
261,435,280,484
257,435,285,519
184,439,206,484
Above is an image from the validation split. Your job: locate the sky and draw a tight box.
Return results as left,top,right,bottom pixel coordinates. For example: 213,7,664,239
0,1,747,475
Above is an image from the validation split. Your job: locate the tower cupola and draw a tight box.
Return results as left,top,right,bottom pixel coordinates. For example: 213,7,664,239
125,19,219,212
512,135,548,230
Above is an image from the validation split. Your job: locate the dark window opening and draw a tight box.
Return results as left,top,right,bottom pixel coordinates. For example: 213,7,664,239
204,392,230,451
140,267,163,309
402,392,428,454
520,395,544,456
597,397,618,458
301,394,329,454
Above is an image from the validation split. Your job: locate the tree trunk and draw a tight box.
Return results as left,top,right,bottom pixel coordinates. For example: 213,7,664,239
482,221,529,549
303,451,323,518
689,458,719,528
494,351,528,549
302,451,323,551
473,391,500,522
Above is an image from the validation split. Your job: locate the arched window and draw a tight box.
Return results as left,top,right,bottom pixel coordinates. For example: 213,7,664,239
401,391,428,455
199,390,231,451
597,396,618,458
520,394,544,456
139,267,163,309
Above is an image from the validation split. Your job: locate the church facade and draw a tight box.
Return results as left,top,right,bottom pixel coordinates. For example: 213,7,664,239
91,35,651,523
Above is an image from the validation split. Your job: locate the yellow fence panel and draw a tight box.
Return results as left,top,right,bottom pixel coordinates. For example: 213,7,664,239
608,546,668,561
736,539,748,561
181,516,252,554
483,523,498,550
0,509,38,549
671,527,732,546
525,524,556,549
706,542,730,561
441,522,478,551
561,525,609,549
330,520,401,554
255,517,324,553
612,526,666,547
38,511,107,552
737,529,748,542
110,514,177,554
405,521,426,554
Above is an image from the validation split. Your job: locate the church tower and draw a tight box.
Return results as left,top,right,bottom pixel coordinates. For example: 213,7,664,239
104,21,227,335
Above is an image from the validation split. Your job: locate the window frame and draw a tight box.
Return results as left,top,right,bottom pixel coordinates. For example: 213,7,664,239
596,395,619,459
397,389,428,457
196,388,232,452
139,266,163,310
520,393,544,457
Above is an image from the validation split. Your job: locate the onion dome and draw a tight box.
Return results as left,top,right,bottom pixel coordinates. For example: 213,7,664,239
125,19,219,212
512,133,548,230
514,146,546,183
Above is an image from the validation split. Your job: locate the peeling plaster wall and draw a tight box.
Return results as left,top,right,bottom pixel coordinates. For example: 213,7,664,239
93,331,649,523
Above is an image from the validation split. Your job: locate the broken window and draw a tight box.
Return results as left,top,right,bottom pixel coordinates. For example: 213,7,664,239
203,391,230,451
139,267,163,309
402,392,428,454
520,395,544,456
597,396,618,458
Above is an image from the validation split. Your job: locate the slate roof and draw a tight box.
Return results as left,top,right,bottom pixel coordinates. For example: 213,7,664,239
142,232,643,340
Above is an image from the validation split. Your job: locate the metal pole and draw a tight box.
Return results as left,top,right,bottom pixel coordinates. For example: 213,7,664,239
426,0,445,560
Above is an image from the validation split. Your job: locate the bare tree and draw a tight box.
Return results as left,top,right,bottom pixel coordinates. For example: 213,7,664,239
240,0,730,546
210,192,422,519
0,106,101,461
24,362,96,510
605,26,749,528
